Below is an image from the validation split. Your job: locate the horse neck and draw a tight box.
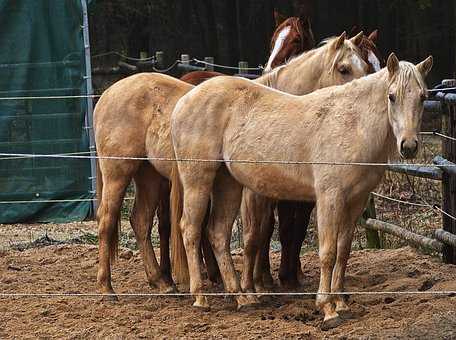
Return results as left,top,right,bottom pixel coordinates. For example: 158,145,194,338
254,49,321,95
354,70,396,162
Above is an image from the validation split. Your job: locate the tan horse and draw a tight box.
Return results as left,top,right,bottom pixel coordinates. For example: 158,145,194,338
93,31,367,298
251,30,384,292
170,54,432,329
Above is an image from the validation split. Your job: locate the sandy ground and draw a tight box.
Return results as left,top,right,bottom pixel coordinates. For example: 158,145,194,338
0,243,455,339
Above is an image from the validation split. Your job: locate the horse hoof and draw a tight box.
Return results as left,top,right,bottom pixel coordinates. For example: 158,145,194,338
236,295,261,311
279,279,299,290
101,293,118,303
254,285,268,294
193,296,210,311
263,276,274,289
160,284,178,294
320,315,344,331
336,308,353,320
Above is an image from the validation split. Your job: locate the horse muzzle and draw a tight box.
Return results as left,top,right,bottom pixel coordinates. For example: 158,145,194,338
399,137,419,159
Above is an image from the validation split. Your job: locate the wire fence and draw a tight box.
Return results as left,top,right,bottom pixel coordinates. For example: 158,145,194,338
0,291,455,298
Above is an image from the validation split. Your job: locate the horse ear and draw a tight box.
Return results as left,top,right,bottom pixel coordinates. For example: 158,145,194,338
332,31,347,50
349,26,359,36
416,56,433,78
387,53,400,76
368,30,379,43
274,10,287,28
350,31,364,47
300,16,311,30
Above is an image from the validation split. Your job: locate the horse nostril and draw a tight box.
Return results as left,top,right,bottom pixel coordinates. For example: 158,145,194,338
400,139,418,158
400,140,406,153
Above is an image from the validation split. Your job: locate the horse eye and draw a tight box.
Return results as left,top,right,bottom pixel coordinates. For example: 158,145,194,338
338,66,350,75
389,93,396,103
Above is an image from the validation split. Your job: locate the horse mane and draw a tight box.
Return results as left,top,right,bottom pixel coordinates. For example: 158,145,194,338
393,62,427,103
258,42,323,88
259,36,353,88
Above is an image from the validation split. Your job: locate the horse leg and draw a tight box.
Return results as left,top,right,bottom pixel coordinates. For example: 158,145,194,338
251,199,274,292
240,189,264,293
201,206,222,284
331,195,369,319
278,201,297,287
315,193,345,330
158,182,173,285
260,210,275,287
97,161,136,299
131,163,175,293
178,166,216,309
291,201,315,286
208,167,260,309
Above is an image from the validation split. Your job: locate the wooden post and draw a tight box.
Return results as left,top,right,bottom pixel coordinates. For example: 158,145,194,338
204,57,214,71
362,194,382,248
140,51,148,60
155,51,164,69
181,54,190,65
441,82,456,264
238,61,249,74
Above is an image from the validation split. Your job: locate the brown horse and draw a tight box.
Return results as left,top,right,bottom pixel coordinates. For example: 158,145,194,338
170,53,432,329
180,71,225,86
263,30,385,290
94,32,367,298
264,16,315,72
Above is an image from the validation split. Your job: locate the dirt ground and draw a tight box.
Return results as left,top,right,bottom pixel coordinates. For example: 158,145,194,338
0,241,455,339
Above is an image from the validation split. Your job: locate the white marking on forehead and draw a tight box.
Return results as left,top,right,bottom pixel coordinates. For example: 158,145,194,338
264,26,291,73
368,50,381,72
350,53,364,72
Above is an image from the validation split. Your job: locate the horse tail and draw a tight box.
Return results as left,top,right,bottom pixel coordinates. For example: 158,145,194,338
96,159,119,263
170,164,189,283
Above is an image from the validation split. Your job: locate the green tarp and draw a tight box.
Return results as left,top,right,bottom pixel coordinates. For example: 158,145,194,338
0,0,93,223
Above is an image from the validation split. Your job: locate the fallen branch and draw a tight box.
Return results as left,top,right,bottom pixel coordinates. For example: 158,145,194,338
435,229,456,247
365,218,443,252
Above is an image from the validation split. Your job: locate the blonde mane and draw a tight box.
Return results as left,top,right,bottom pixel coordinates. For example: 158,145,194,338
392,62,427,102
257,36,339,89
328,40,363,75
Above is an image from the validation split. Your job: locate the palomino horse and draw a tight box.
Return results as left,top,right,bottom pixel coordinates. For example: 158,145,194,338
170,53,432,329
161,16,317,285
94,32,367,298
170,33,369,295
257,30,385,290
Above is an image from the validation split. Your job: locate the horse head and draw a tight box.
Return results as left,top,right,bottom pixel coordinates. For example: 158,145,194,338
354,29,384,73
264,16,315,72
386,53,433,159
319,31,369,88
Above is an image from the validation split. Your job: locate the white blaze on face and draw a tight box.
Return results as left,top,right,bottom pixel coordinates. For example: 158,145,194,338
368,50,381,72
264,26,291,73
350,53,365,73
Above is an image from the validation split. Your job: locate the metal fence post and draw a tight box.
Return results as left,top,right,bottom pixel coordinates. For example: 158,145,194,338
441,80,456,264
81,0,97,216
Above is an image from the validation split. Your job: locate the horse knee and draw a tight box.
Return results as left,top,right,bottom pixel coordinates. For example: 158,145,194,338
181,221,200,248
208,230,228,254
319,250,337,270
